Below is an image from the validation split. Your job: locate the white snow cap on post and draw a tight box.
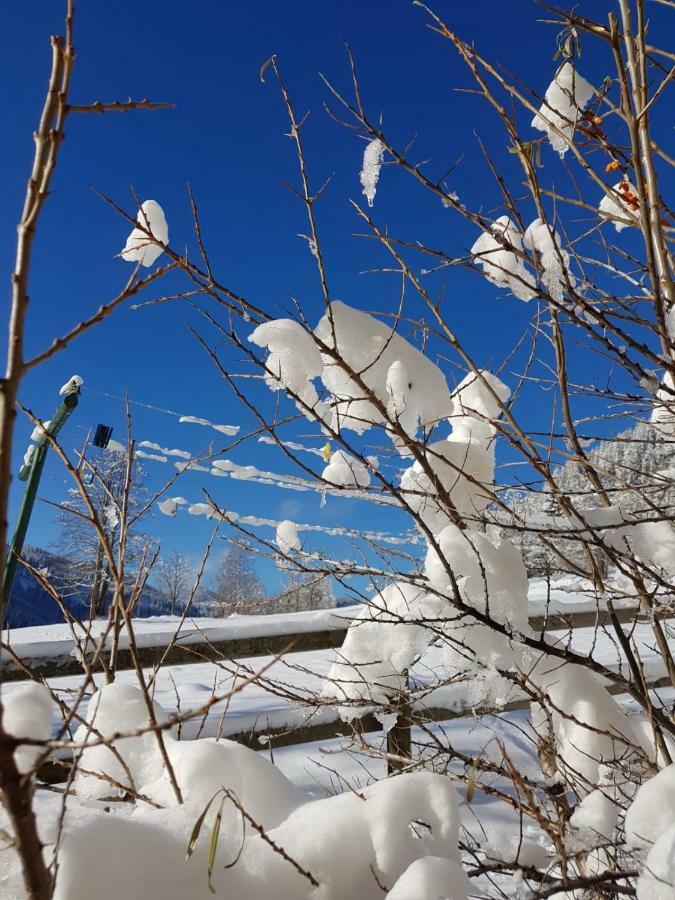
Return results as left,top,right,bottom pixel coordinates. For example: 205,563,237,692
470,216,536,302
360,137,385,207
59,374,84,396
121,200,169,267
531,61,595,156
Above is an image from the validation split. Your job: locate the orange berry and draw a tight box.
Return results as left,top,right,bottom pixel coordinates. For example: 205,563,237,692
661,219,671,227
593,116,603,125
606,160,620,172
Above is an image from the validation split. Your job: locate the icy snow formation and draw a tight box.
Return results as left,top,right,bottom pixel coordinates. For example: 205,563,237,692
325,582,448,714
523,217,576,302
360,137,385,207
470,216,536,301
531,62,595,156
528,657,649,794
121,200,168,267
321,449,371,487
179,415,240,436
51,684,464,900
275,519,301,554
249,319,327,421
0,683,52,773
400,370,509,533
251,302,453,442
598,181,639,232
314,301,453,439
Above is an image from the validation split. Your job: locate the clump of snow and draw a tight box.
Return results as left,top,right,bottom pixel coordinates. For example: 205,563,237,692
470,216,536,301
0,683,53,773
30,420,51,441
322,449,371,487
59,374,84,397
598,181,639,232
523,217,576,302
424,523,530,681
157,497,188,517
56,685,464,900
529,657,648,793
385,856,469,899
249,319,327,421
400,371,509,534
179,415,240,436
121,200,168,267
360,137,385,207
314,301,453,440
276,519,301,554
531,61,595,156
325,582,448,713
625,764,675,847
651,372,675,435
636,822,675,900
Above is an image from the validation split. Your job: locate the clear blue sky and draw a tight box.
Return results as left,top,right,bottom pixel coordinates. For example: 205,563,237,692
2,1,672,590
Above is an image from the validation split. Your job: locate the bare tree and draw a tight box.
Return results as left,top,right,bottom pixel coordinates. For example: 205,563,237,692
156,550,195,615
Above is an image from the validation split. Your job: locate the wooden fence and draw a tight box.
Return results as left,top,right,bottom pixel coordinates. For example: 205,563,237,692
1,603,670,782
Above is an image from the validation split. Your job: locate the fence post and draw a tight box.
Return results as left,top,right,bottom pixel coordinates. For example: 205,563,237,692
387,670,411,773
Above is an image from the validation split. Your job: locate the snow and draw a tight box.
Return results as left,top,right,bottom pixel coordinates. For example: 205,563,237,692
0,683,52,773
636,822,675,899
360,137,385,207
276,519,301,554
249,319,326,421
313,301,453,439
139,440,191,459
321,449,371,487
470,216,536,301
34,680,464,900
178,415,240,436
30,420,50,441
531,61,595,156
625,763,675,848
120,199,168,267
385,856,469,900
58,374,83,397
599,180,639,231
400,371,509,534
523,217,575,302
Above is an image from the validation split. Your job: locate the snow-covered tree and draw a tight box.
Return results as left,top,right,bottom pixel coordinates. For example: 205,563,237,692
155,550,195,616
212,543,265,615
55,446,151,617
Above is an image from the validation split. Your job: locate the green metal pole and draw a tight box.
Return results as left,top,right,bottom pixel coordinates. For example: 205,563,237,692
2,390,79,621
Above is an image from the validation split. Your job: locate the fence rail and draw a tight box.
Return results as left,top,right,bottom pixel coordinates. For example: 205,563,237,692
1,602,670,783
1,603,663,683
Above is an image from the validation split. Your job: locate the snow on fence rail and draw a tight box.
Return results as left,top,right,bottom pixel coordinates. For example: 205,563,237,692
2,590,672,783
0,597,663,683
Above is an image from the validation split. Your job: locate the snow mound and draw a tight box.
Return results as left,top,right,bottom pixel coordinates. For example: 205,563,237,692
0,683,52,773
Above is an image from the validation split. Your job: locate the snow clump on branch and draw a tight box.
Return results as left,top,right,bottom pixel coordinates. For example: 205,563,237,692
523,217,576,302
470,216,536,302
121,200,169,267
359,137,385,207
531,61,595,157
